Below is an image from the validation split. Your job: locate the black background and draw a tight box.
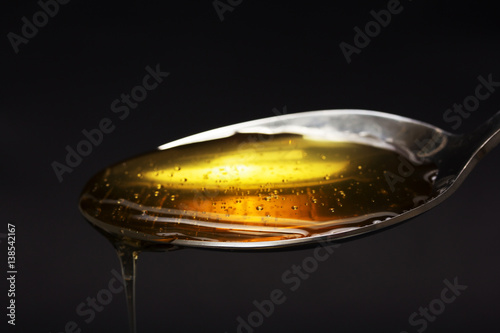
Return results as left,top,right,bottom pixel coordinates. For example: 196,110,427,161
2,0,500,332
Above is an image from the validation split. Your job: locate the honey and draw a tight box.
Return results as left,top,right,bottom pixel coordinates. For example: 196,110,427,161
79,133,437,245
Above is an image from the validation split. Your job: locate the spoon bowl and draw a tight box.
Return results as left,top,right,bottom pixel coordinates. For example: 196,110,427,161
81,109,500,250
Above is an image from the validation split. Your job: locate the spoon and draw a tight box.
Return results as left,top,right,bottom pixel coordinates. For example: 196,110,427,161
79,109,500,332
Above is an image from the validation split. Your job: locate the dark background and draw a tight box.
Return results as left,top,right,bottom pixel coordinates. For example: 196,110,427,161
2,0,500,332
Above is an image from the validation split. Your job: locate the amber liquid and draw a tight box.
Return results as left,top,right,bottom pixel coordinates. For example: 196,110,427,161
80,133,437,245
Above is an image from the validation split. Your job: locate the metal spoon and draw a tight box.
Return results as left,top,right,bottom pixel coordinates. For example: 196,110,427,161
79,109,500,333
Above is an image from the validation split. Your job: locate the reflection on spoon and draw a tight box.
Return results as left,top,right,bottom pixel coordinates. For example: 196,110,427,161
79,109,500,332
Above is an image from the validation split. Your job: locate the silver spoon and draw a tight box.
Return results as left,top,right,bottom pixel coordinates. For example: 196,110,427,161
80,109,500,332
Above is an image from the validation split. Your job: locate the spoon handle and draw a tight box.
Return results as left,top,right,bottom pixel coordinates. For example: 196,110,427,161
468,110,500,160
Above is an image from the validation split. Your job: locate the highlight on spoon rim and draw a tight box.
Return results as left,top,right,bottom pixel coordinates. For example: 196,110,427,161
157,109,450,151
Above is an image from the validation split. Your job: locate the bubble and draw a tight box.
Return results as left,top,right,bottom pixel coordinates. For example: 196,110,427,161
292,206,298,210
256,206,264,211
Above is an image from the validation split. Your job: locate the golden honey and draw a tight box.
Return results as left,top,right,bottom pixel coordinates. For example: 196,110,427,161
79,133,437,244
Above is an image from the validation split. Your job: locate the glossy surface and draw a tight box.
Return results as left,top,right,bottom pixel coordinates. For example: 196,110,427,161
80,133,437,245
